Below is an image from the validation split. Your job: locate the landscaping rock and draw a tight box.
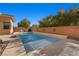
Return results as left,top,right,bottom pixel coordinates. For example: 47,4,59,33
10,35,17,38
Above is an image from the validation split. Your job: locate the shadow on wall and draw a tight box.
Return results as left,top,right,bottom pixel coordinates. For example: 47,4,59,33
28,28,32,32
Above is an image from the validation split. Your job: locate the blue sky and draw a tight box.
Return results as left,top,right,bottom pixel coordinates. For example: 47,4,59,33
0,3,79,26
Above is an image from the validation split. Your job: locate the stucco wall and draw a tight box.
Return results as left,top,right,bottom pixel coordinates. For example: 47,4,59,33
0,22,3,29
0,29,10,35
10,19,13,34
0,14,14,35
14,28,28,32
32,26,79,40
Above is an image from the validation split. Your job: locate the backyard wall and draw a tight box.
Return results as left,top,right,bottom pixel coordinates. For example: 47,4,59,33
32,26,79,40
14,27,28,32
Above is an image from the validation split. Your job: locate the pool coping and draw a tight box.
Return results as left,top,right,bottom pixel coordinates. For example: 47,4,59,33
34,32,79,44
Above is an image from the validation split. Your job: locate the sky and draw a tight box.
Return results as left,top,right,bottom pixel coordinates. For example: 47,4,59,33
0,3,79,26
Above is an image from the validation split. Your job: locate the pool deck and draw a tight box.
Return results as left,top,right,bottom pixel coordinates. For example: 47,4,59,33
1,32,79,56
0,35,26,56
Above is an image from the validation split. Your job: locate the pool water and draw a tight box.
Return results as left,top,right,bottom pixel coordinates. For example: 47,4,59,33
19,32,58,52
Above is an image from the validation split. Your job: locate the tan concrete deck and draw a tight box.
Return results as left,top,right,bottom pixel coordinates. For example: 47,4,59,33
0,35,26,56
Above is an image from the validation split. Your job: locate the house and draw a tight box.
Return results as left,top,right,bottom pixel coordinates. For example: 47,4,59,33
0,13,14,35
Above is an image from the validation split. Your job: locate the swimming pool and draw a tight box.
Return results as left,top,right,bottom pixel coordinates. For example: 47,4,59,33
19,32,58,52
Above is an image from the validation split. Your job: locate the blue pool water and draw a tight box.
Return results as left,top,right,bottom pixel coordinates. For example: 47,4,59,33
19,32,58,52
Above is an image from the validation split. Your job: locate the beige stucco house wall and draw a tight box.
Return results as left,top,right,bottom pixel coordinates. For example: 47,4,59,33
0,13,14,35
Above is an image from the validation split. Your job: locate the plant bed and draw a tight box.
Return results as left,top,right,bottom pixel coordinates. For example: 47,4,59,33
0,40,9,56
67,36,79,41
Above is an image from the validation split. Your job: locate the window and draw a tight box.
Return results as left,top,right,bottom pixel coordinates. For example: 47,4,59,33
4,22,10,29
